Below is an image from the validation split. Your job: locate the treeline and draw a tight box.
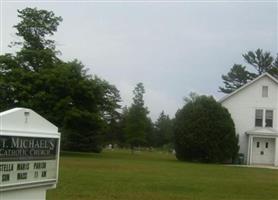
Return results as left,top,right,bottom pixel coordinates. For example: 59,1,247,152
109,83,174,149
0,8,174,152
1,8,276,163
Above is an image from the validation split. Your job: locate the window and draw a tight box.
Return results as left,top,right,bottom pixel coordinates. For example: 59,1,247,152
262,86,268,97
255,109,263,127
265,110,273,127
255,109,274,127
266,142,269,148
257,142,260,148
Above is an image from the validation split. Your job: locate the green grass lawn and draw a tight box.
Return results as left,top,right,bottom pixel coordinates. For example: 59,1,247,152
47,149,278,200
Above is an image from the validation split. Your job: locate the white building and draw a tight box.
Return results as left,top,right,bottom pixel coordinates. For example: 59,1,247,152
220,73,278,166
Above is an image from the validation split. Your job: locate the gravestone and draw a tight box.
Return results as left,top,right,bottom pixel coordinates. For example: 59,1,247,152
0,108,60,200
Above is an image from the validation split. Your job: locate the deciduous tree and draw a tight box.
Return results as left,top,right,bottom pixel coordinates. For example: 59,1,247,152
0,7,121,152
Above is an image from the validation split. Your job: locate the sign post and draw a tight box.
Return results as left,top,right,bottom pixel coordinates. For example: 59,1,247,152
0,108,60,200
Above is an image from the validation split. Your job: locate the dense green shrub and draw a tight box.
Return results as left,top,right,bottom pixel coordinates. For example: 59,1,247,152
174,94,239,163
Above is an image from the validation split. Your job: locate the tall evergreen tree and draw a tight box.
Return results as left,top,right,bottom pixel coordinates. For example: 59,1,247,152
152,111,174,147
220,49,278,93
219,65,256,94
124,83,152,148
13,8,63,71
242,49,274,75
270,55,278,78
273,55,278,68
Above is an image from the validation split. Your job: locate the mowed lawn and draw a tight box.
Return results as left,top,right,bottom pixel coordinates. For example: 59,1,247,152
47,150,278,200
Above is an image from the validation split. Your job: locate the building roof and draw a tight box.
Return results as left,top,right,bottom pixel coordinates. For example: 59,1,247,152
219,73,278,103
246,127,278,137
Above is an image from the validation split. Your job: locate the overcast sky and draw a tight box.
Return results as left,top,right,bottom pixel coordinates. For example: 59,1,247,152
1,1,277,120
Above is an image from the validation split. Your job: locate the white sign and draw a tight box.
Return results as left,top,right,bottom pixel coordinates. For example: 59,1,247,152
0,136,59,191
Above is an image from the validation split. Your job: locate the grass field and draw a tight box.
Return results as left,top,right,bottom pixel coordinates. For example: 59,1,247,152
47,150,278,200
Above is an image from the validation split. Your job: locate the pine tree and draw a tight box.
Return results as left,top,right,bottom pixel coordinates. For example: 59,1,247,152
220,49,278,93
124,83,152,149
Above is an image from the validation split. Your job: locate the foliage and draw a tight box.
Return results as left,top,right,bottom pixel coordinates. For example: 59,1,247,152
0,7,121,152
62,109,104,153
220,49,278,93
242,49,274,75
152,111,174,147
174,94,239,163
123,83,152,147
13,7,63,72
219,65,256,94
14,8,62,49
